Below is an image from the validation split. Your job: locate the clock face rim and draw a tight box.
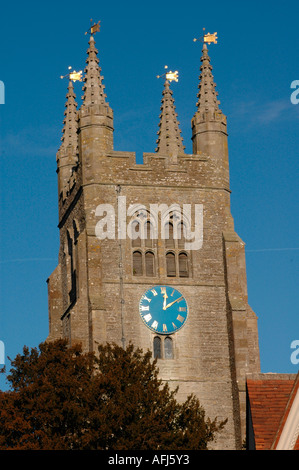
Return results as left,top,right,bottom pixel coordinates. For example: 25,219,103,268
139,285,189,335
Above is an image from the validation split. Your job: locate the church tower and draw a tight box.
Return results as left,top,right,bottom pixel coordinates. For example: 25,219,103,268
47,27,261,450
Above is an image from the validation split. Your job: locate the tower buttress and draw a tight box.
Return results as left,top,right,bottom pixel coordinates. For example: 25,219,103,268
191,44,229,187
56,80,79,197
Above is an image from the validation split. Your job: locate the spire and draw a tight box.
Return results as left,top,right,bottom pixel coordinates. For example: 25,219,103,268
60,80,79,153
196,43,221,116
191,37,229,188
82,34,108,107
155,79,185,157
78,24,114,155
57,80,79,197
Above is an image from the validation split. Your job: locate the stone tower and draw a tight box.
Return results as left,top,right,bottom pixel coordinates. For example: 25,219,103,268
47,30,261,450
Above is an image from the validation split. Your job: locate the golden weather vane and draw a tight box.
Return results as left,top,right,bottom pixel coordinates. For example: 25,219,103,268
60,66,83,82
157,65,179,83
85,19,101,35
193,28,218,45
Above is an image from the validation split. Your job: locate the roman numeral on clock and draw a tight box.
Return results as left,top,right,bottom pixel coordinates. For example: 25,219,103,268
140,306,150,311
143,313,152,323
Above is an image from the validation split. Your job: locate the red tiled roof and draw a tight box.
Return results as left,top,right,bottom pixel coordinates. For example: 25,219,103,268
247,376,296,450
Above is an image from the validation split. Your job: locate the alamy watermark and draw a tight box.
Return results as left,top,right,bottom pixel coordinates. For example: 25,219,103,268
290,340,299,365
95,197,203,250
0,80,4,104
0,340,5,365
290,80,299,105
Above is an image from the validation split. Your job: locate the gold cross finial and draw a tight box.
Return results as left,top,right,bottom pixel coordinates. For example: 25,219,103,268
157,65,179,83
85,19,101,36
60,66,83,82
193,28,218,45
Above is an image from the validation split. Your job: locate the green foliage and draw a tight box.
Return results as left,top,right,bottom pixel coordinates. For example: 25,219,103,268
0,340,226,450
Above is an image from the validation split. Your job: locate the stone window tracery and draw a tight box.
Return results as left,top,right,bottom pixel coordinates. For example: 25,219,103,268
131,209,157,277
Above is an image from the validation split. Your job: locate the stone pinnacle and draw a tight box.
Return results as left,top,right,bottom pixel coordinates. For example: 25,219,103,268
155,79,185,157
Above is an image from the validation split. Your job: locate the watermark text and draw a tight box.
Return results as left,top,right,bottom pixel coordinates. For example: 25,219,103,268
290,80,299,105
290,340,299,365
0,81,4,104
95,197,203,251
0,341,5,365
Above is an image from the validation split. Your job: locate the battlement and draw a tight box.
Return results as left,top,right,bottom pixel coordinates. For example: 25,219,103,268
78,148,229,190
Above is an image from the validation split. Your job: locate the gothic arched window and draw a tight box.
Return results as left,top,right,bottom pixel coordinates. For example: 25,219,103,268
177,222,186,249
165,222,175,249
166,252,176,277
131,220,141,248
66,231,76,303
130,212,157,277
153,336,162,359
145,251,155,277
153,336,174,359
164,214,191,278
144,221,153,248
133,251,143,276
164,337,174,359
179,252,189,278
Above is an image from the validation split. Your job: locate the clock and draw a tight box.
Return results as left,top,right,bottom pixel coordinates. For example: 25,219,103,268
139,285,188,335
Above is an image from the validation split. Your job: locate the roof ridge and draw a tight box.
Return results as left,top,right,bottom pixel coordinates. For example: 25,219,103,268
271,371,299,449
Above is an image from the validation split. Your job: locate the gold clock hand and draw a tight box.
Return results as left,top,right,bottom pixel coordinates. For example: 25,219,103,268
164,296,183,310
160,287,168,310
163,293,168,309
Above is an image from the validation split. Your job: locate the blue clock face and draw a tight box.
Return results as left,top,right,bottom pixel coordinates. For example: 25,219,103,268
139,286,188,335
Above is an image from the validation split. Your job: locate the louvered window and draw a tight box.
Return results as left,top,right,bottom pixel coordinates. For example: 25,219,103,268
145,251,155,277
133,251,143,276
131,214,157,277
164,216,191,278
166,252,176,277
179,252,189,277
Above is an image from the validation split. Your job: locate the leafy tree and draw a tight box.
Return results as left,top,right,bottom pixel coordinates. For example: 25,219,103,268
0,340,226,450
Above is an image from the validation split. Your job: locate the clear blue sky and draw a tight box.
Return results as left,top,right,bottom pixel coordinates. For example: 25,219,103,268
0,0,298,389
